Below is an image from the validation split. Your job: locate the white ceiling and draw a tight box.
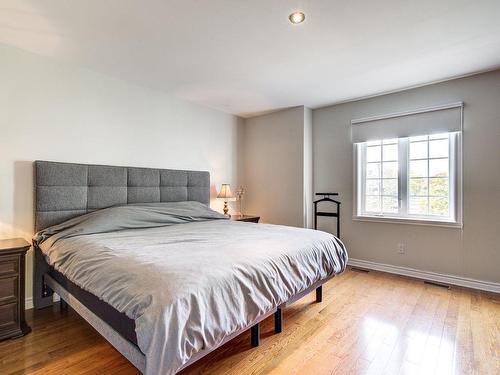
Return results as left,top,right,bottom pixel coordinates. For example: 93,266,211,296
2,0,500,117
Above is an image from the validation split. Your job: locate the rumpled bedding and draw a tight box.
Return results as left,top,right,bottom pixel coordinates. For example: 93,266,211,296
34,201,348,375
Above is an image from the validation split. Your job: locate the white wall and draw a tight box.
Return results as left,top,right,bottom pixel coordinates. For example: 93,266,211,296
240,106,309,227
313,70,500,284
0,44,243,302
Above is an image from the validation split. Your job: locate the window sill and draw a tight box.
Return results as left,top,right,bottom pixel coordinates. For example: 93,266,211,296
352,215,463,229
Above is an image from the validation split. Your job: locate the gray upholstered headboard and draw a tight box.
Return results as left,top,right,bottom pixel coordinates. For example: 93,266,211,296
34,161,210,232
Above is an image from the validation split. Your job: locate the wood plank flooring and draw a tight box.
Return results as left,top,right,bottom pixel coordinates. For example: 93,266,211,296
1,268,498,374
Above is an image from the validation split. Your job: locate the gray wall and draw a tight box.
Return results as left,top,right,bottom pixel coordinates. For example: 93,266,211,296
313,70,500,283
241,106,309,227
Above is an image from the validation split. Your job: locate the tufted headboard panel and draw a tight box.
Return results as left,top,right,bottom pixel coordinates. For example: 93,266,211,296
34,161,210,232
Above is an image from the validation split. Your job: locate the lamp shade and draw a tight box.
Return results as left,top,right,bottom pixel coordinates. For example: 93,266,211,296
217,184,233,199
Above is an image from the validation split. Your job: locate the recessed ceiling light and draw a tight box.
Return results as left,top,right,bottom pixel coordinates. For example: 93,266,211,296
289,11,305,24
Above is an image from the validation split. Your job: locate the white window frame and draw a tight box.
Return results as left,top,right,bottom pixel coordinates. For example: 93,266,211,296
353,132,462,228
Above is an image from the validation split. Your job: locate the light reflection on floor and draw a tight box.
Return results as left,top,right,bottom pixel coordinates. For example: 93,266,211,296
362,316,455,374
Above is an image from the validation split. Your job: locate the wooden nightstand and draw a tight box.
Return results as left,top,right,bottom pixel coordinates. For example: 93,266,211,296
231,215,260,223
0,238,31,340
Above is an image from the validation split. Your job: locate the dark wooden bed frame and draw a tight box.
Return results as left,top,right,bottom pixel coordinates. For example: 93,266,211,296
32,160,335,373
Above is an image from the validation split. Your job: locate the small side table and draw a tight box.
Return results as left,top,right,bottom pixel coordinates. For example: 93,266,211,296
0,238,31,340
231,215,260,223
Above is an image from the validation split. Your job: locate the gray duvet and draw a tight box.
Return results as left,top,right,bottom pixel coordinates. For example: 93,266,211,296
34,202,347,375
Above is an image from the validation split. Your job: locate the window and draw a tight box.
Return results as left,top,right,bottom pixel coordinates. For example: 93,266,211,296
362,139,399,215
408,134,450,217
356,132,461,225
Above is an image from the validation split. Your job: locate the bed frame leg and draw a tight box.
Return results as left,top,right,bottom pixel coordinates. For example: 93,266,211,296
316,285,323,303
274,308,283,333
250,323,260,347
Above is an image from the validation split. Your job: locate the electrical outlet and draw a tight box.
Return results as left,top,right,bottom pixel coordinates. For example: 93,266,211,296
397,242,406,254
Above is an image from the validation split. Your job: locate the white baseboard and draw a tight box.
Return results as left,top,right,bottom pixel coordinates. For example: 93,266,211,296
25,294,60,310
25,297,33,310
348,258,500,294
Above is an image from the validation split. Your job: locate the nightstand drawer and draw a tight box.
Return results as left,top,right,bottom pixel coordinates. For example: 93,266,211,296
0,276,18,304
0,302,19,331
0,258,19,276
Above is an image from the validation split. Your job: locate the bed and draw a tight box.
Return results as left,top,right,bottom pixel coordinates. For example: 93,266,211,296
32,161,347,375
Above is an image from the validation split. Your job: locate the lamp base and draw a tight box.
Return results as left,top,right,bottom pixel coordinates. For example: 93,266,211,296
223,200,229,216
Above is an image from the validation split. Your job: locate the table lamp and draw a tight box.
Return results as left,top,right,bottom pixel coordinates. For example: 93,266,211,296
217,184,233,216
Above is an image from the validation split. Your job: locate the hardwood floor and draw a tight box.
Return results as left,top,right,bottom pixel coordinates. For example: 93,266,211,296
1,268,498,374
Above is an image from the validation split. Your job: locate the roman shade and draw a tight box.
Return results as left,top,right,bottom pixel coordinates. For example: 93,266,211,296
351,102,463,143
